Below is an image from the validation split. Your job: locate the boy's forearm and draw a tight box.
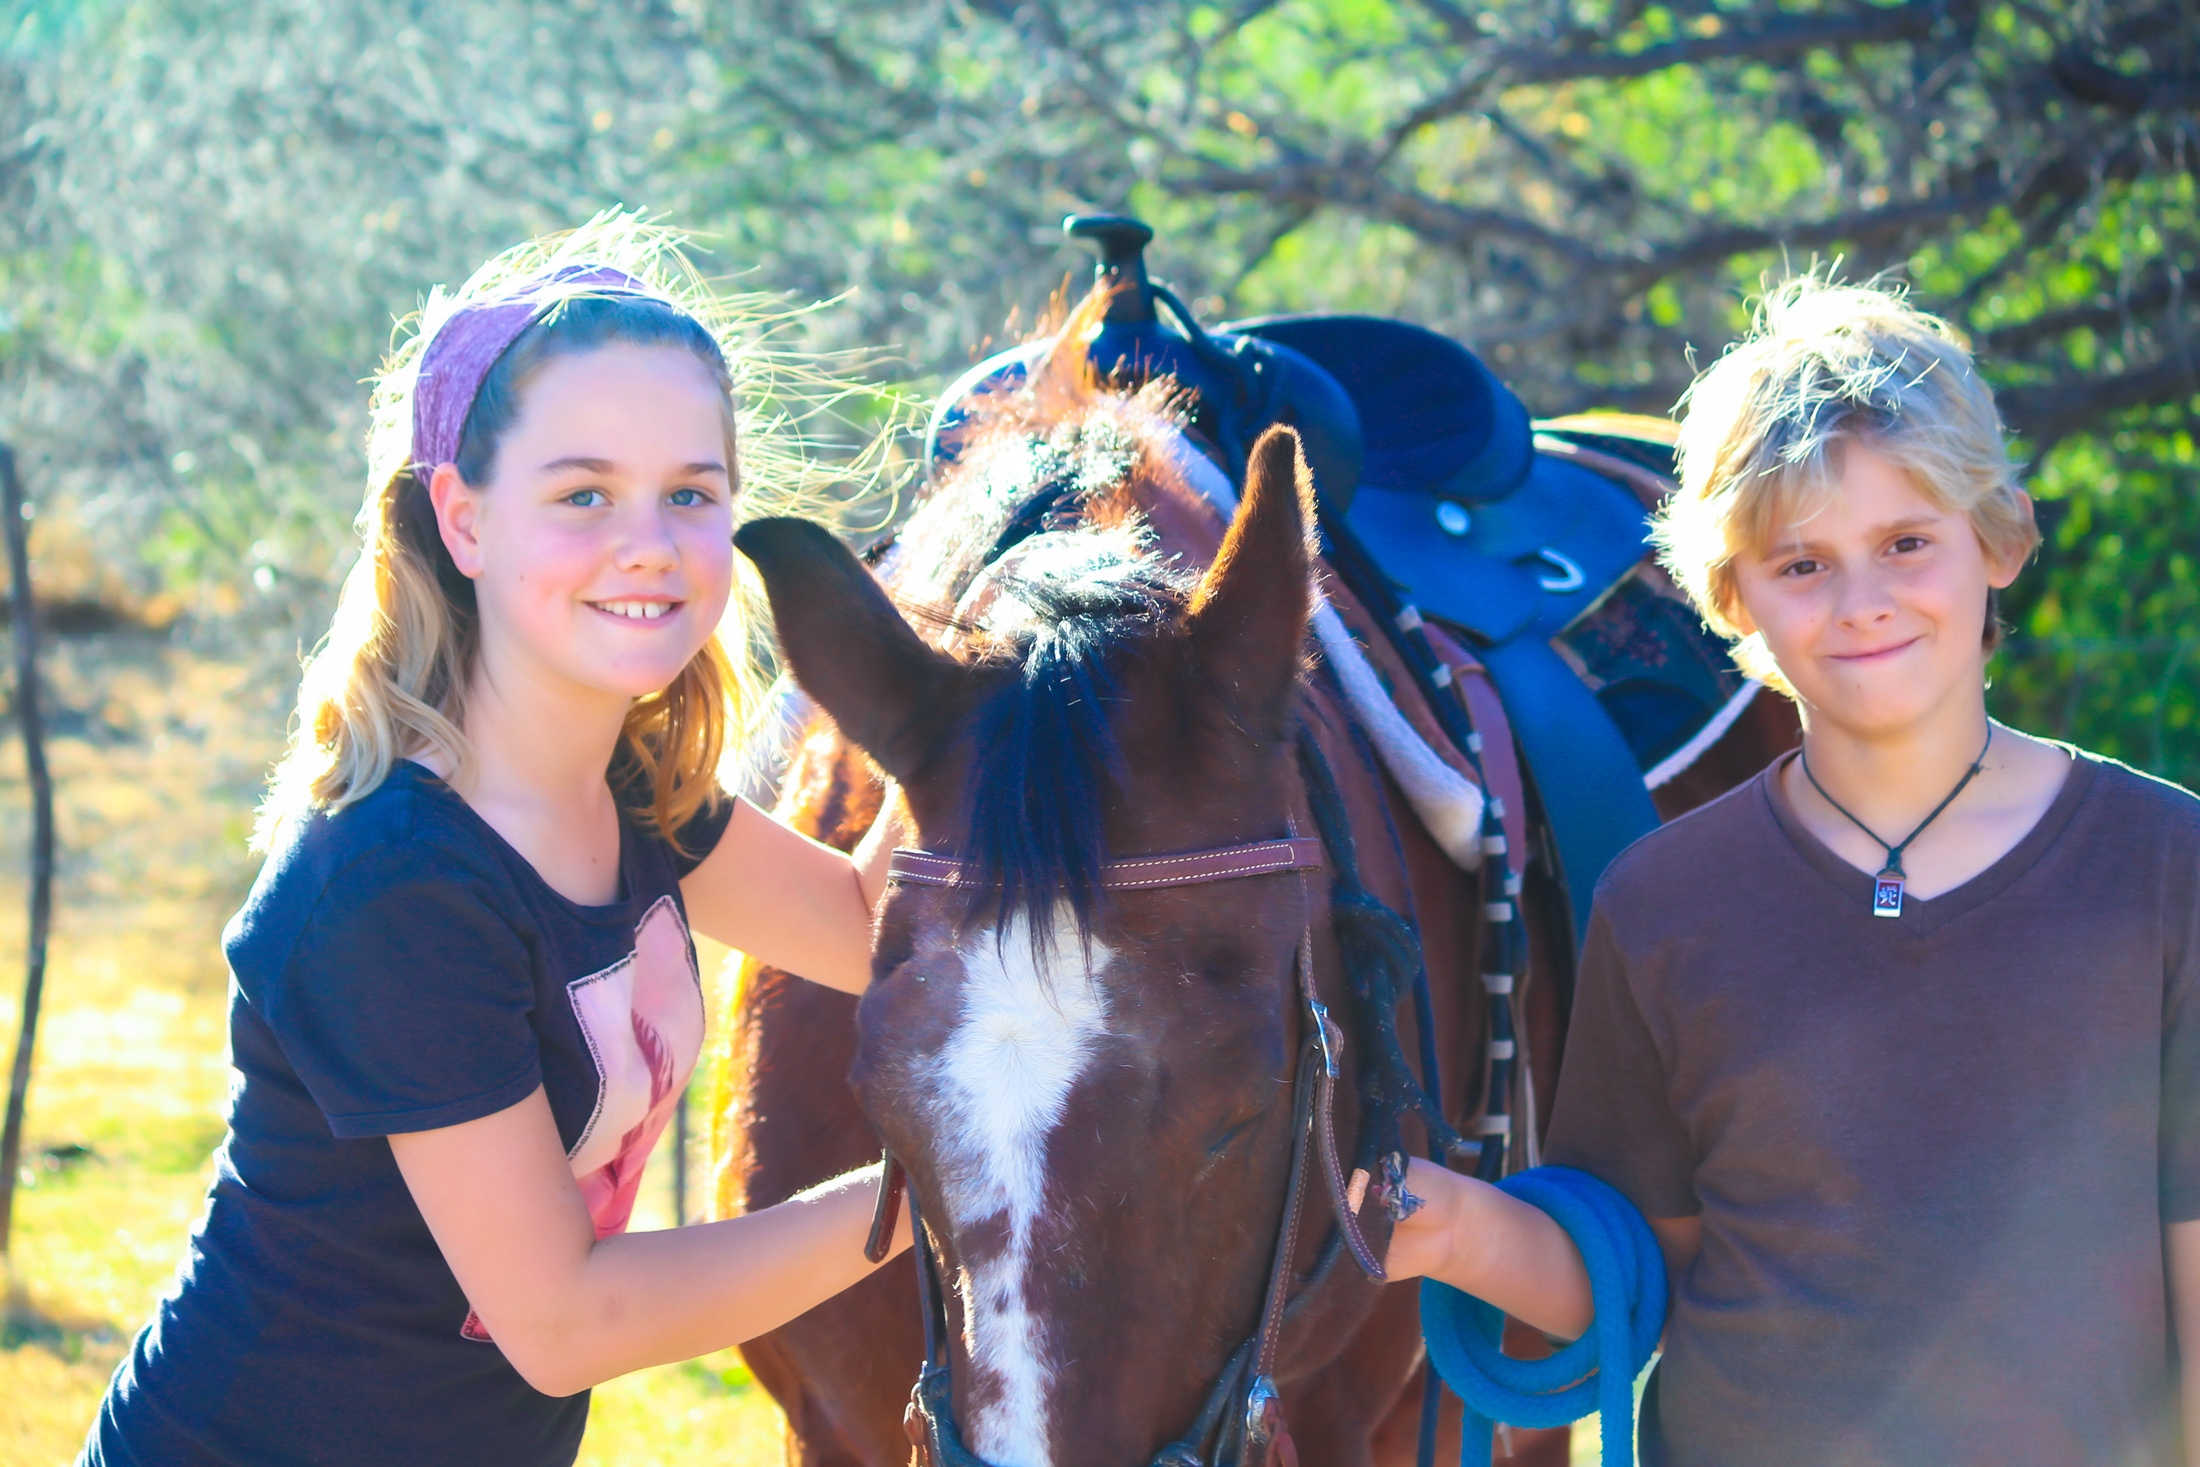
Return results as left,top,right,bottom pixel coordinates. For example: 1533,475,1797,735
1396,1159,1595,1339
2166,1221,2200,1466
2184,1351,2200,1467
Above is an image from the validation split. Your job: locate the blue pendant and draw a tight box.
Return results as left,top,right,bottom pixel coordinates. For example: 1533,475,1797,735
1872,871,1905,918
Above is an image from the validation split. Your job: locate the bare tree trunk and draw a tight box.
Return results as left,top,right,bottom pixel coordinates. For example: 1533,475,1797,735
0,443,54,1259
672,1084,689,1226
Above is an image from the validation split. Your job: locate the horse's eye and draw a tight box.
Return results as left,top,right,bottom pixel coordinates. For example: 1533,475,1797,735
1203,1105,1268,1161
1196,945,1260,986
1205,1119,1252,1159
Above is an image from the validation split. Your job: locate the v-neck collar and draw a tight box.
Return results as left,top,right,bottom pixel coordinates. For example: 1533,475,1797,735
398,760,638,923
1758,743,2099,938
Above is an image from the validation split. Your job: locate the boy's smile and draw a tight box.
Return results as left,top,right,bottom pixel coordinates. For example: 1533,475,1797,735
1826,636,1921,665
1727,441,2027,740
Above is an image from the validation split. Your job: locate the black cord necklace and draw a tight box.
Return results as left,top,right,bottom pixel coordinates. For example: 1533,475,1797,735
1800,724,1994,918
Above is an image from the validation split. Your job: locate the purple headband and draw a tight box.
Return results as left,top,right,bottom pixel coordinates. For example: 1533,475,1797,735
409,263,661,476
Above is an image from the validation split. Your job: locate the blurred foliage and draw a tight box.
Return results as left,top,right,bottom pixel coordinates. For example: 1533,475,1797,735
0,0,2192,778
1995,409,2199,786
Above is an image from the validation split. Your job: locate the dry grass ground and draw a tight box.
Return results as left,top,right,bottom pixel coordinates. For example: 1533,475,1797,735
0,632,786,1466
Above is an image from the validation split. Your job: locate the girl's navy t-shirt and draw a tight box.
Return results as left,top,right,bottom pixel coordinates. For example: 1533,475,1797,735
83,761,734,1467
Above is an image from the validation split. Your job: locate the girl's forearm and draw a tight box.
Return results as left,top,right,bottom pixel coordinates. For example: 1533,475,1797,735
680,799,887,995
523,1164,904,1396
851,784,908,912
1390,1159,1595,1340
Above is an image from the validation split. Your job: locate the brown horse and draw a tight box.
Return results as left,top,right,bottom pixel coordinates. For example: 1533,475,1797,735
711,302,1796,1467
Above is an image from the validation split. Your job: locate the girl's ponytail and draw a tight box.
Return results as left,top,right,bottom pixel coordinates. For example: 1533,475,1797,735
257,461,476,848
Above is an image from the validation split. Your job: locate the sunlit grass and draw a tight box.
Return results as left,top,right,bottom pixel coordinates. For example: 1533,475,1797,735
575,1351,787,1467
0,638,784,1466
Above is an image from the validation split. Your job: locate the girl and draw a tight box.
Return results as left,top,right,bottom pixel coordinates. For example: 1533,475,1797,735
83,219,909,1466
1388,278,2200,1465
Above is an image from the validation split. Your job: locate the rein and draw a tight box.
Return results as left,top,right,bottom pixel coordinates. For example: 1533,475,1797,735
867,728,1469,1467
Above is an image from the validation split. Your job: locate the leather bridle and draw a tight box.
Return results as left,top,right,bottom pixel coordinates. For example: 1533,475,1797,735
862,821,1397,1467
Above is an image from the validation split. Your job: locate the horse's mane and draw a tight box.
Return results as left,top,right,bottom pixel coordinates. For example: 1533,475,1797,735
886,286,1210,952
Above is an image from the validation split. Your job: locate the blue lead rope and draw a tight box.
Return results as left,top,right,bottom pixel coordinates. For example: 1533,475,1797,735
1418,1166,1668,1467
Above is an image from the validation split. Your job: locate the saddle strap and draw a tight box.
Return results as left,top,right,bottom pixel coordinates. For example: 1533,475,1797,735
1532,436,1674,514
1477,635,1661,943
1420,623,1527,863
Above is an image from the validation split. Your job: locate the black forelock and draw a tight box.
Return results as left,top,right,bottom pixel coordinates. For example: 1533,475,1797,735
956,552,1190,954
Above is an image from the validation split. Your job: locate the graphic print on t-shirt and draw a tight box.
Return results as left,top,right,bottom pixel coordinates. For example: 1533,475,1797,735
461,895,704,1342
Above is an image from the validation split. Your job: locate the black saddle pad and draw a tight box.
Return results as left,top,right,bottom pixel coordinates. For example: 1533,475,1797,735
1559,575,1753,778
1226,315,1534,504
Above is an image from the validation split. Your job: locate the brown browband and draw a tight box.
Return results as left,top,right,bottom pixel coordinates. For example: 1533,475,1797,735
888,836,1325,892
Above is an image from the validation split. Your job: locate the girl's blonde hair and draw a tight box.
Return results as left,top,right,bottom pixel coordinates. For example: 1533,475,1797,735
257,213,861,850
1652,273,2039,694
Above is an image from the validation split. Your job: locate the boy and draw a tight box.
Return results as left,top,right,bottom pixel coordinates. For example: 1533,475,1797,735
1387,277,2200,1465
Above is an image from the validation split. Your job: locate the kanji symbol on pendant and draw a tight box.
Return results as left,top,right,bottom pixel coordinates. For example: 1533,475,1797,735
1872,875,1905,918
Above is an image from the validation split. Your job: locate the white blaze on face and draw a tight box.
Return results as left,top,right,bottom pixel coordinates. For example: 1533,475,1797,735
929,905,1112,1467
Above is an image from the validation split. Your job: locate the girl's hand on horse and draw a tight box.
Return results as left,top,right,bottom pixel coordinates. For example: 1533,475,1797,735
679,783,908,995
389,1086,910,1397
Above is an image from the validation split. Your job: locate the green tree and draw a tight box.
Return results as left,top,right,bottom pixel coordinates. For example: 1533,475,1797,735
688,0,2200,782
0,0,2192,777
2,0,705,617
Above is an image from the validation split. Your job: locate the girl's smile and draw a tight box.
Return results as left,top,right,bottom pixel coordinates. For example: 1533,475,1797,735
590,599,681,621
430,342,737,709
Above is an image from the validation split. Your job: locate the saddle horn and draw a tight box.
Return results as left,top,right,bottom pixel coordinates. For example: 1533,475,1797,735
924,215,1366,512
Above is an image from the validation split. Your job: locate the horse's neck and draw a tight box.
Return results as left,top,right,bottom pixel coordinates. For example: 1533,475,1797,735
1125,461,1233,569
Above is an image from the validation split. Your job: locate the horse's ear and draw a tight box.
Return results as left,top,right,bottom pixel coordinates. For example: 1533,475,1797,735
734,518,964,782
1186,426,1316,738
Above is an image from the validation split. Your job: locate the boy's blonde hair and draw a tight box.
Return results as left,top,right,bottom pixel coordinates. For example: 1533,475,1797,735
1652,273,2038,693
256,213,857,850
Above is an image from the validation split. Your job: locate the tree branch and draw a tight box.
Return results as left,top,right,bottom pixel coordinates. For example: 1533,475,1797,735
2051,52,2200,114
1500,2,1946,86
1981,267,2192,354
1392,0,1946,145
2000,352,2200,445
1619,181,2009,285
1167,155,1606,266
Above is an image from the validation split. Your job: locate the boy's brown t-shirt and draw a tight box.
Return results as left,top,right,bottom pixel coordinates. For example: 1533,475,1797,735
1545,747,2200,1467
